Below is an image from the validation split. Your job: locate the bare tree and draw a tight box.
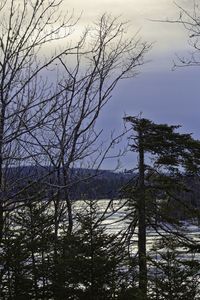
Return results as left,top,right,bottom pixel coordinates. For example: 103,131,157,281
23,14,150,235
0,0,78,243
0,2,151,297
161,1,200,68
0,2,150,275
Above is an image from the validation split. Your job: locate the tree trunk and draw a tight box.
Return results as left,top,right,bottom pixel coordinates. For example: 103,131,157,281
0,102,5,244
62,166,73,234
138,128,147,297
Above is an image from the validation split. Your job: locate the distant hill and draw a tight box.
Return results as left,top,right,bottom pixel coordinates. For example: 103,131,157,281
69,169,133,200
4,165,133,200
4,166,200,207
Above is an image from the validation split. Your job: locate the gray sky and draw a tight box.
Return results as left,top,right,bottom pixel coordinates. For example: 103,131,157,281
65,0,200,169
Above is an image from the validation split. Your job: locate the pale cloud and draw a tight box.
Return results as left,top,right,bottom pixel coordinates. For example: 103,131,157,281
11,0,194,66
64,0,193,59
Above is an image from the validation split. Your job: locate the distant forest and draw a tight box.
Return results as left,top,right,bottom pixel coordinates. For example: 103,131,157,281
8,166,200,209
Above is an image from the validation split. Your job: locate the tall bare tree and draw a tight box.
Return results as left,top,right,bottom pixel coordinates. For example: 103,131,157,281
24,14,150,235
0,5,150,295
0,0,77,243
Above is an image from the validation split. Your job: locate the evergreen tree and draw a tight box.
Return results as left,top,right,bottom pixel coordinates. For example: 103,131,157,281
124,116,200,298
50,200,132,299
1,199,53,299
150,237,200,300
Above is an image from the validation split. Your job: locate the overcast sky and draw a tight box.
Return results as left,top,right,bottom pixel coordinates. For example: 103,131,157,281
65,0,200,169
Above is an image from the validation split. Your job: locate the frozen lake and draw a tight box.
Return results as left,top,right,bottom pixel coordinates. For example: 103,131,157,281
73,199,200,260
